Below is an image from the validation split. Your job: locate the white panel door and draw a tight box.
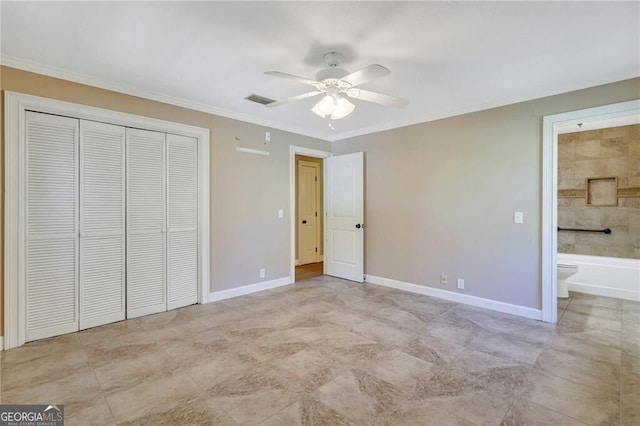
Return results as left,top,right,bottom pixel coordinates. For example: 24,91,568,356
126,128,167,318
325,152,364,282
166,134,199,310
79,120,126,329
298,160,319,265
25,111,79,341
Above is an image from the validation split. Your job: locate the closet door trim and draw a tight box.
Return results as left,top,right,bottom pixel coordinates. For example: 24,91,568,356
4,91,210,349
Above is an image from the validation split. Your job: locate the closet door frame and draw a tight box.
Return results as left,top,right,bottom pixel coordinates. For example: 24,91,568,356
4,91,210,349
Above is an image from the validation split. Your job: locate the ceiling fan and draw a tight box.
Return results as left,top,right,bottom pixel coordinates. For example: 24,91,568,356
265,52,408,120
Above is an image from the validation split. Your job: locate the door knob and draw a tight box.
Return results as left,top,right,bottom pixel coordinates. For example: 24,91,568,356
302,220,307,224
355,224,361,229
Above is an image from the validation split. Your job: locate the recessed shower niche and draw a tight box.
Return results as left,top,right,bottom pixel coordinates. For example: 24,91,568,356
586,176,618,207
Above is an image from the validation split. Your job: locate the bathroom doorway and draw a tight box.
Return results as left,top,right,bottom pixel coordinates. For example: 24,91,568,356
541,100,640,323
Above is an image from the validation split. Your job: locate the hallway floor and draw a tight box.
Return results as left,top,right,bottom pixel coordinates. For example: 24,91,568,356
295,262,323,282
1,277,638,425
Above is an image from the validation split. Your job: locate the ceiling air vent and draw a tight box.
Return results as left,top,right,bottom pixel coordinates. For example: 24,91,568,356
245,94,275,105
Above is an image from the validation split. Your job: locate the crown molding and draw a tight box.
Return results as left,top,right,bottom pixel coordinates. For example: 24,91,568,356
0,55,332,142
330,70,640,142
3,55,638,144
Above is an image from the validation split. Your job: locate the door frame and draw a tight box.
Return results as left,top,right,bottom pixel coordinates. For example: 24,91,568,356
289,146,332,282
4,91,211,349
541,99,639,323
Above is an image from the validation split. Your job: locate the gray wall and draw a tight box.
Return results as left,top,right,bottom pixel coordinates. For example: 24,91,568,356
0,66,331,310
1,65,638,327
211,123,330,290
332,78,640,309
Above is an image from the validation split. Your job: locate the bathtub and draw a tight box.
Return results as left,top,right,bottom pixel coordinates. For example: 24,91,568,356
558,253,640,301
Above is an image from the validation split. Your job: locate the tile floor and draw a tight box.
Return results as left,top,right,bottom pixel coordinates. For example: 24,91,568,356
1,276,638,425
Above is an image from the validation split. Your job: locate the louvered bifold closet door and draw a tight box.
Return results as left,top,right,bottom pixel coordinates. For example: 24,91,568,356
25,111,79,341
126,128,167,318
167,134,198,310
79,121,126,329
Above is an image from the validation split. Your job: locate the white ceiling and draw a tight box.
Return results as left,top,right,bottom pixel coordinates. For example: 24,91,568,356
2,1,638,141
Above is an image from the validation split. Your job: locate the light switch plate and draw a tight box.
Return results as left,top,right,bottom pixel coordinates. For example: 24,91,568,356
514,211,524,224
278,209,284,219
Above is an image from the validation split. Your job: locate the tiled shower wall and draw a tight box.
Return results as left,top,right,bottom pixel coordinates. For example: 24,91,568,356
558,124,640,259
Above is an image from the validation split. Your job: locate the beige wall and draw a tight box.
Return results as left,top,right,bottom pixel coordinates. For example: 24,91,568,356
295,155,324,260
1,66,638,337
333,78,640,309
0,66,331,336
558,125,640,259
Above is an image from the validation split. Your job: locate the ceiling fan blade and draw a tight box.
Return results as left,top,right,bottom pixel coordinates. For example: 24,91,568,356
345,88,408,108
265,71,318,86
267,90,324,107
342,64,390,87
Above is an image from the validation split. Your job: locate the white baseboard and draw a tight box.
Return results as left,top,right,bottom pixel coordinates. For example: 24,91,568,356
295,259,300,266
209,276,292,302
568,281,640,302
364,274,542,321
0,336,4,351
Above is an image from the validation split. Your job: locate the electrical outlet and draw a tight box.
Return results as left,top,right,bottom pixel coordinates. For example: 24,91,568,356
440,273,448,285
260,268,266,278
265,132,271,143
457,278,465,290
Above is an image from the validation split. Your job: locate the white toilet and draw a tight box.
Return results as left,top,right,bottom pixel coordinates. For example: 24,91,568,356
557,263,579,298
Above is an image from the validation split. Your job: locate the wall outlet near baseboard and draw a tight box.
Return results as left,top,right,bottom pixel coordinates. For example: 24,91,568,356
440,273,448,285
260,268,266,278
457,278,465,290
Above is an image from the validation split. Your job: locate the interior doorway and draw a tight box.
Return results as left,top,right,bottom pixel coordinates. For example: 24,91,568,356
295,155,324,280
289,146,332,282
541,99,640,323
296,156,323,265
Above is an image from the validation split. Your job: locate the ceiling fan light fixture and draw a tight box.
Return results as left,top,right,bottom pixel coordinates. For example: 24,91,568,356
313,94,336,117
330,96,355,120
311,94,355,120
266,52,407,122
